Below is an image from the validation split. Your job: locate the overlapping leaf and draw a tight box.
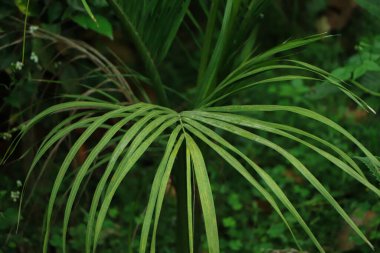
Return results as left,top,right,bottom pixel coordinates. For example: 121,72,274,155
110,0,190,63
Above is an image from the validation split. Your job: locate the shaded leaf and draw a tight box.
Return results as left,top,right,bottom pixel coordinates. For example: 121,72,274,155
72,14,113,39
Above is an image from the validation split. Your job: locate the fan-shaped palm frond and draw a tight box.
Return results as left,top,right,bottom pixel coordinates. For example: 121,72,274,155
11,98,379,253
9,1,380,253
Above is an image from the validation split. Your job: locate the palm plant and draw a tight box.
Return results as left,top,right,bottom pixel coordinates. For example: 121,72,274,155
5,0,380,252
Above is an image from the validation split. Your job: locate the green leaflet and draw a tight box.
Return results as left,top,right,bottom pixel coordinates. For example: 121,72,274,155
183,121,305,252
86,108,168,252
1,102,104,164
92,115,178,252
185,111,379,196
186,145,194,253
42,105,144,253
218,34,327,87
197,0,237,102
203,75,320,107
110,0,190,63
63,108,159,252
25,101,126,130
234,34,329,75
150,134,185,253
186,135,219,253
287,60,374,113
189,115,374,250
204,105,380,170
139,125,182,253
356,156,380,183
38,112,90,151
197,0,221,86
16,113,88,225
212,64,308,94
195,109,365,177
18,115,97,230
204,60,372,111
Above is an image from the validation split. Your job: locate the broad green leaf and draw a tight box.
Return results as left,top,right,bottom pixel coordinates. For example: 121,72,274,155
72,14,113,39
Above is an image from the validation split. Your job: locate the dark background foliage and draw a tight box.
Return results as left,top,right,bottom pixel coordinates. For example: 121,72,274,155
0,0,379,252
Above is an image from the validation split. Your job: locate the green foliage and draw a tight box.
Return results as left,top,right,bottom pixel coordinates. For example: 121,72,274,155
110,0,190,63
356,0,380,18
72,14,113,39
356,156,380,183
1,1,380,253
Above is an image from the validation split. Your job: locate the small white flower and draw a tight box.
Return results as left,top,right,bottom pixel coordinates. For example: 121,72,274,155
29,25,39,34
16,180,22,188
15,61,23,71
10,191,20,202
30,52,39,63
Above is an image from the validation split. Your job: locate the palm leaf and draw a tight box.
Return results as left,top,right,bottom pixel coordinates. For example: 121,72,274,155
92,116,178,251
204,105,380,169
63,107,162,253
184,121,320,252
42,106,143,253
186,134,219,253
186,145,194,253
186,114,374,249
150,133,185,253
14,1,380,252
139,126,182,253
185,111,379,195
108,0,190,63
85,109,168,252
